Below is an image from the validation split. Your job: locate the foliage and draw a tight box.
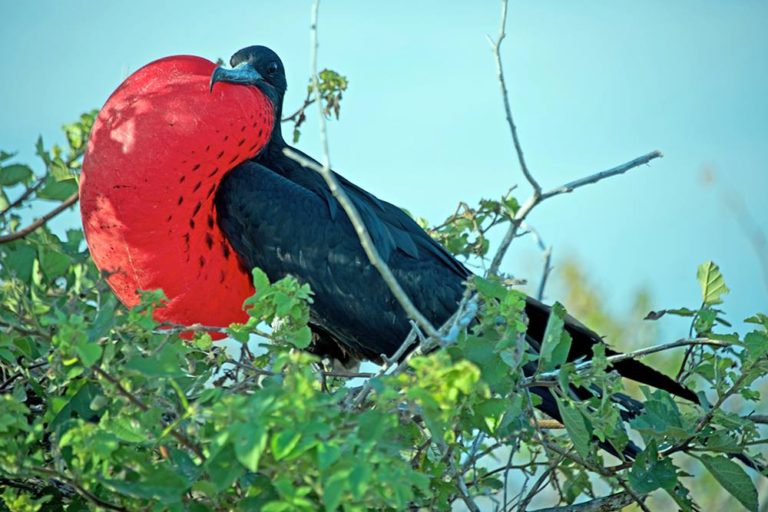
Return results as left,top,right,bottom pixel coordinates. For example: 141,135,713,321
0,110,766,512
418,191,519,263
285,69,348,144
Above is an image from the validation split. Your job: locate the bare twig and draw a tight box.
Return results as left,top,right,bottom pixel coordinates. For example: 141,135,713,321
528,492,634,512
454,464,482,512
516,461,560,511
91,365,206,462
0,178,46,218
526,337,730,386
281,92,314,122
488,151,662,275
0,192,79,244
540,151,663,201
347,326,418,407
490,0,541,197
484,2,663,276
521,222,553,300
284,150,440,340
24,467,128,512
285,0,438,340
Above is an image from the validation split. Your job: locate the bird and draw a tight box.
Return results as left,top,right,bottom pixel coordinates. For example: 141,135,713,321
81,45,699,458
207,45,698,418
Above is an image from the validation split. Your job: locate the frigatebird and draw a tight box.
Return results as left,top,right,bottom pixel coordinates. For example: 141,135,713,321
208,46,698,415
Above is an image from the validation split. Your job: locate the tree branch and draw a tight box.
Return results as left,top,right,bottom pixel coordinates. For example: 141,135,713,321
488,151,662,275
490,0,541,197
540,151,663,201
521,222,553,300
285,0,439,341
281,93,314,122
528,492,634,512
0,192,79,244
0,178,46,218
91,365,206,462
526,337,730,386
19,467,128,512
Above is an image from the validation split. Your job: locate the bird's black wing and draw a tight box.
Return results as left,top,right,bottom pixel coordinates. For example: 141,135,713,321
262,147,470,280
524,296,699,403
215,160,467,361
221,152,697,403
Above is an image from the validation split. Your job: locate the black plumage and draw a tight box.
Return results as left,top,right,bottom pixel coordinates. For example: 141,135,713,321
212,46,698,412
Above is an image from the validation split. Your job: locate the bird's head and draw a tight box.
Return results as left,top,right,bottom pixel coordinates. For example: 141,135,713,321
210,46,287,107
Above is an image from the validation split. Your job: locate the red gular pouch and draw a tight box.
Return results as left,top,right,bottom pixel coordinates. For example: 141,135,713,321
81,55,274,338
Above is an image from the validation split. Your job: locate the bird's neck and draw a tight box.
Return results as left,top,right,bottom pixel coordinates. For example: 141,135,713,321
262,98,287,154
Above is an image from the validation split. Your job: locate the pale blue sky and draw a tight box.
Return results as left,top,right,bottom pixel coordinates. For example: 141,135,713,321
1,1,767,341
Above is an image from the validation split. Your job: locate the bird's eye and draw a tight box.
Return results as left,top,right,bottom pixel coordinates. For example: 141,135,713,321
267,62,279,75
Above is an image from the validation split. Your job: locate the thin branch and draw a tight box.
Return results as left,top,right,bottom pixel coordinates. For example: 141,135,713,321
0,360,48,391
521,222,553,300
664,366,755,460
0,192,79,244
284,150,438,339
490,0,541,197
527,337,729,386
540,151,663,201
0,178,46,218
281,93,314,122
91,365,206,462
24,467,128,512
516,462,559,512
0,318,50,338
488,151,662,275
287,0,438,341
454,464,482,512
347,326,418,407
528,492,634,512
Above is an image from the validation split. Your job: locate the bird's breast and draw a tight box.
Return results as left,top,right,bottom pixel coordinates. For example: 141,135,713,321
80,55,274,331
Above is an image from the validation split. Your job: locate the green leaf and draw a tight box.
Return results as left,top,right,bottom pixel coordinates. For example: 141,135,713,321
630,389,691,441
628,440,678,493
743,331,768,362
2,242,36,282
104,465,189,503
322,471,349,512
205,444,245,491
100,414,146,443
271,429,301,461
539,302,572,372
644,307,696,320
252,267,270,292
555,397,591,459
38,247,71,281
0,164,33,186
744,313,768,329
473,276,507,300
125,344,185,377
231,422,268,471
75,339,102,367
697,261,729,305
317,444,341,471
292,325,312,349
49,381,101,435
699,455,758,512
37,176,77,201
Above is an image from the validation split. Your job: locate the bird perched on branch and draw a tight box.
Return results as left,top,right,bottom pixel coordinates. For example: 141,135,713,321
207,46,698,407
82,45,698,457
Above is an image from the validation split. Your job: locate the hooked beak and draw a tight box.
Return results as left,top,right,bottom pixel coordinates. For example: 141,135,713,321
209,62,264,92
